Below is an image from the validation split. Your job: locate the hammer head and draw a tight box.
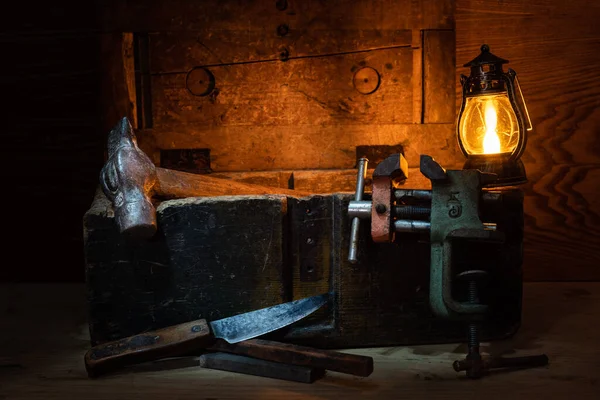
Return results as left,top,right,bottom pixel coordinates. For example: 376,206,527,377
100,117,158,240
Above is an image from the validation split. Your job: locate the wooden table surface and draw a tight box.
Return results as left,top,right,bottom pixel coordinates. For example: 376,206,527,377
1,282,599,399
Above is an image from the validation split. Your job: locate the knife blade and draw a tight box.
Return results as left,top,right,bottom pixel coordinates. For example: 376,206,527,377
84,293,328,377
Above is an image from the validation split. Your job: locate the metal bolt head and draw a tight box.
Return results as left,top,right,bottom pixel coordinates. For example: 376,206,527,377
276,0,288,11
277,24,289,36
279,47,290,61
375,204,387,214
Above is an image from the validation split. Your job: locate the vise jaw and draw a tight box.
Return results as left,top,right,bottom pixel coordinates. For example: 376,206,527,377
347,154,504,321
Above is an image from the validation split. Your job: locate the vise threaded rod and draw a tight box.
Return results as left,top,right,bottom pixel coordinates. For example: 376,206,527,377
467,280,480,355
393,205,431,220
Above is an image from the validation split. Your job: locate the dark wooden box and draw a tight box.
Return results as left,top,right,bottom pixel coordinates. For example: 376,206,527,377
84,187,523,347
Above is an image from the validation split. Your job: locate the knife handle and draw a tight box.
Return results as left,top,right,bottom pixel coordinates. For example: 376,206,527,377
84,319,213,378
208,339,374,377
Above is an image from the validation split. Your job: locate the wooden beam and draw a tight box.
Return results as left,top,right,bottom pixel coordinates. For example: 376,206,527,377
423,30,455,123
139,124,461,172
100,33,136,132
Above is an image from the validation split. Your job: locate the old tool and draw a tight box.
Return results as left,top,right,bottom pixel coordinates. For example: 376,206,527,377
347,153,548,378
100,117,309,240
198,352,325,383
84,293,328,377
208,338,373,377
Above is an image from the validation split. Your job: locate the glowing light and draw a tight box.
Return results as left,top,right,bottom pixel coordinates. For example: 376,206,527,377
483,101,501,154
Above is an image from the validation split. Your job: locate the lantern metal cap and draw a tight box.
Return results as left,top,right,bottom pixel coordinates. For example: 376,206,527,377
463,44,509,68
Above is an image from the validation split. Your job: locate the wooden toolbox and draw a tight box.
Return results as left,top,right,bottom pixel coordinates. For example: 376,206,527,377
84,0,523,347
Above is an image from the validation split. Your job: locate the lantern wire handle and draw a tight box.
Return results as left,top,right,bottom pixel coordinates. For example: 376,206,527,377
514,72,533,131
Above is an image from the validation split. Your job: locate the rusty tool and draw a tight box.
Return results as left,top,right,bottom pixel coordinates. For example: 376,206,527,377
453,354,549,378
100,117,309,240
84,293,328,378
208,338,373,377
198,352,325,383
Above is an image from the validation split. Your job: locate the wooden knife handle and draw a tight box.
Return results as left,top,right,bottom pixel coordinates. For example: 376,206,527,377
84,319,213,378
208,339,374,377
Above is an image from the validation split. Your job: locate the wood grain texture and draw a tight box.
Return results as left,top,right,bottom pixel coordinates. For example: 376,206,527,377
148,29,413,72
100,0,457,173
423,30,455,123
208,338,374,377
149,48,415,128
456,0,600,280
100,33,137,131
99,0,454,32
85,319,212,378
83,190,523,348
2,282,599,399
210,167,433,192
198,352,325,383
139,124,460,171
84,193,290,345
156,167,311,198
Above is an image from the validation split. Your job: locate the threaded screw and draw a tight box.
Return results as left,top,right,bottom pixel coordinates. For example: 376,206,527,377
467,280,480,356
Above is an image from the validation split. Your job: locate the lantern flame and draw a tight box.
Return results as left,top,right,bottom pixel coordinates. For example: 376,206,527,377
483,101,501,154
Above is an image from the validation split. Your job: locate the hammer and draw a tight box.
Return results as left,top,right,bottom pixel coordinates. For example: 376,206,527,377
100,117,308,240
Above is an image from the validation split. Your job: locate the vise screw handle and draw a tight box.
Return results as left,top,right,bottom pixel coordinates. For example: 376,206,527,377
348,157,369,264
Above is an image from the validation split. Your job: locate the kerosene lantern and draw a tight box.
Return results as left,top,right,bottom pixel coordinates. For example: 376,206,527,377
457,44,532,186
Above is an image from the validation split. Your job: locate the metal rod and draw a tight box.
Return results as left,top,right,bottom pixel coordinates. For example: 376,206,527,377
487,354,549,370
394,219,431,233
453,354,549,372
348,158,369,264
483,223,497,231
348,201,372,219
354,158,368,202
394,189,432,202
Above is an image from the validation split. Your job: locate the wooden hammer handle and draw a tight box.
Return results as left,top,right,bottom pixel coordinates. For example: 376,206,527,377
156,168,311,198
208,338,374,377
84,319,213,378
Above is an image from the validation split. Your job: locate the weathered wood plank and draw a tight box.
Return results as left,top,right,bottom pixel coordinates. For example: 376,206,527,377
84,193,289,345
83,189,523,347
456,0,600,280
198,352,324,383
100,33,136,131
109,1,456,176
423,30,455,123
411,30,423,123
138,124,460,172
150,48,415,128
155,168,311,198
210,168,433,193
99,0,454,33
413,0,455,31
148,30,413,73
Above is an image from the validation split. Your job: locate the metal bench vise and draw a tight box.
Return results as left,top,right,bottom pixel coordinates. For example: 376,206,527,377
347,153,548,378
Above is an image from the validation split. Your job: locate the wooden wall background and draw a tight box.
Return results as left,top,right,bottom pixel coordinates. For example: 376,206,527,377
455,0,600,281
2,0,600,282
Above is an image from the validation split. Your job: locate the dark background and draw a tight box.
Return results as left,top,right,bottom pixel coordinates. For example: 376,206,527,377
2,2,104,282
